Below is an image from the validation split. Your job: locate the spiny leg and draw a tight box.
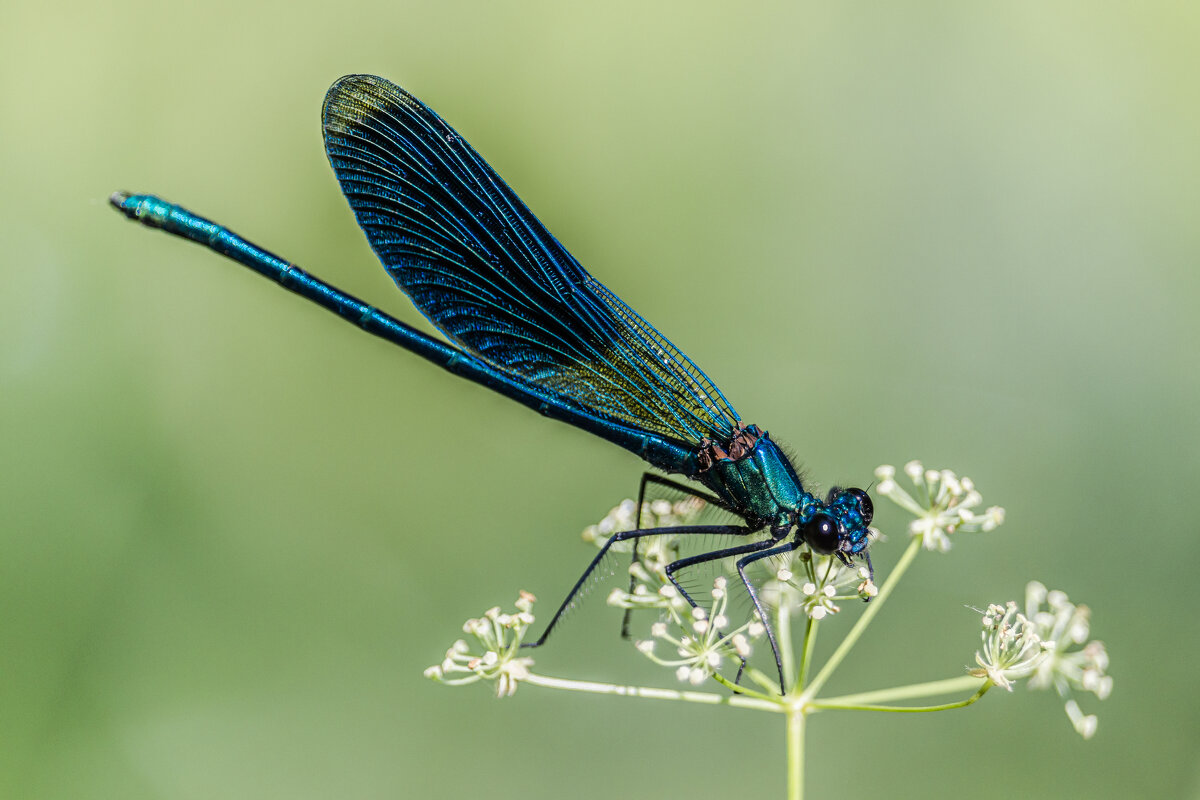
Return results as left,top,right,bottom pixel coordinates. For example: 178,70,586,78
523,524,754,649
663,529,785,609
736,539,804,694
622,474,730,639
661,528,787,686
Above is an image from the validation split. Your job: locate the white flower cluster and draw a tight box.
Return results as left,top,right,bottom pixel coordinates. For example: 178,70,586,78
581,497,708,550
633,577,762,685
424,591,537,698
971,581,1111,738
972,599,1050,691
760,555,877,621
875,461,1005,552
1023,581,1112,739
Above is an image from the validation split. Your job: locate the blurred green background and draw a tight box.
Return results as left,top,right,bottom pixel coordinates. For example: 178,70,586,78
3,1,1197,797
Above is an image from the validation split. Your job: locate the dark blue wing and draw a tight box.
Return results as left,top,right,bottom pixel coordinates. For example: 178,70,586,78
321,74,739,446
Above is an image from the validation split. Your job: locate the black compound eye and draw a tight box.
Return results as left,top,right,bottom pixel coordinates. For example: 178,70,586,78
802,514,839,555
846,488,873,525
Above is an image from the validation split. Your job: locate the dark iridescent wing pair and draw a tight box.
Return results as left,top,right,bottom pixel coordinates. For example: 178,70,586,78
321,75,739,447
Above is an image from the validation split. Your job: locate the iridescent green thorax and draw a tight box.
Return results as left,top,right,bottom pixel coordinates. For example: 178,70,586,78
697,425,814,529
696,425,872,555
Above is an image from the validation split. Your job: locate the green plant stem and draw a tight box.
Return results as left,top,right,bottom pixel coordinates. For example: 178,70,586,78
522,672,782,712
794,616,818,693
786,706,804,800
778,603,795,689
815,675,984,707
811,680,991,713
801,536,923,700
745,667,784,695
712,672,780,703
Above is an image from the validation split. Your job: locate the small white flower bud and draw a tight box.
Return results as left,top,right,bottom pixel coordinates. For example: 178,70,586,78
1076,716,1098,739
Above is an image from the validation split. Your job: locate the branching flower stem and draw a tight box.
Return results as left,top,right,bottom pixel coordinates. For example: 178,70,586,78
796,616,818,691
777,603,796,690
799,536,923,701
521,672,781,712
811,676,991,712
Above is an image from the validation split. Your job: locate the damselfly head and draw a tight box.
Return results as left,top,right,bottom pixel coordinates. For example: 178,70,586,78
800,487,874,557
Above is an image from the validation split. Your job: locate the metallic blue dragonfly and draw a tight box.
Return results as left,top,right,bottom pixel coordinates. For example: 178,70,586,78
111,74,874,693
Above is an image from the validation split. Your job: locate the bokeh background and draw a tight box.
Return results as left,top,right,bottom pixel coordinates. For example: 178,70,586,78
3,2,1197,798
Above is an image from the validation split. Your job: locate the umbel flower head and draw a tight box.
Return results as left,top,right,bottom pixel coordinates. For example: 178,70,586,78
424,591,537,697
587,497,704,614
875,461,1005,552
971,581,1111,739
633,576,761,685
758,550,877,621
971,599,1050,691
1023,581,1112,738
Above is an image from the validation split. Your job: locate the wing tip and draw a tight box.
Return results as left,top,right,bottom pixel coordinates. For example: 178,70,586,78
323,74,422,135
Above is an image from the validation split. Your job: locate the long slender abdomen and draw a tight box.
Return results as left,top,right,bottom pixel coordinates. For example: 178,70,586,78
109,192,698,475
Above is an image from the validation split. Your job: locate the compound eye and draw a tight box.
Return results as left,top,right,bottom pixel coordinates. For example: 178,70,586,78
802,514,839,555
846,488,873,525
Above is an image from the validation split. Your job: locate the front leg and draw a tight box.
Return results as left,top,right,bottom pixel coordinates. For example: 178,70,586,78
524,523,754,650
660,526,788,690
735,538,803,694
622,473,730,638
